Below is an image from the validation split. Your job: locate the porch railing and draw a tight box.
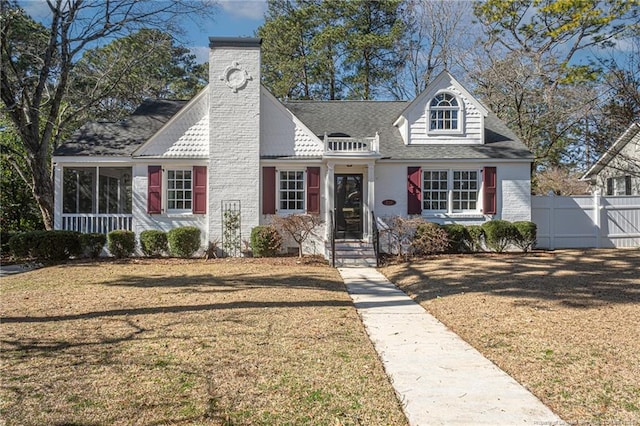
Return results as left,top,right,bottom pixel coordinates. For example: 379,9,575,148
62,214,133,234
330,209,336,267
324,133,379,154
371,211,380,267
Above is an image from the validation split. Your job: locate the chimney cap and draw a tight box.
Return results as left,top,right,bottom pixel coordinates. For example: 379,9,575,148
209,37,262,48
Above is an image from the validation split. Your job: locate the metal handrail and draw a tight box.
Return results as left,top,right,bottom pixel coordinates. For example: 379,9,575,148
371,211,380,267
330,209,336,267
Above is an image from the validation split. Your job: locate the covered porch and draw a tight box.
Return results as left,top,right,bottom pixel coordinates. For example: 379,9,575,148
54,164,133,233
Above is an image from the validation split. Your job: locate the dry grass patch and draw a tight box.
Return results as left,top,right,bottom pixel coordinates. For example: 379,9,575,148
381,249,640,424
1,258,407,426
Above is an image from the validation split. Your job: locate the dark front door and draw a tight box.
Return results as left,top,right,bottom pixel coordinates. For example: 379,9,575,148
335,174,363,239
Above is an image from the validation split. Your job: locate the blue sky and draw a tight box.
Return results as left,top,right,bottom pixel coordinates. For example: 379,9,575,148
19,0,267,64
187,0,267,63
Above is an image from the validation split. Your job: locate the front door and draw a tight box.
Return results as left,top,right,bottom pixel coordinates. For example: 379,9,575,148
335,174,363,239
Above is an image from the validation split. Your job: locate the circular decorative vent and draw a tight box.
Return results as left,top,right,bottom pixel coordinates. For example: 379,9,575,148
219,61,252,92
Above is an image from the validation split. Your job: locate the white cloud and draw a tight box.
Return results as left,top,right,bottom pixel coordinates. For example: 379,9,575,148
190,46,210,64
218,0,266,20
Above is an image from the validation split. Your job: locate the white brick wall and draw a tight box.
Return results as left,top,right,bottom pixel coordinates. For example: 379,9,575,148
208,41,262,249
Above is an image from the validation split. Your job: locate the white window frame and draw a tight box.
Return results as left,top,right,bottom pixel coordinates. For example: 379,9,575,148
277,169,305,214
423,169,480,214
427,91,464,135
613,176,627,196
422,170,449,212
166,168,193,213
452,170,479,212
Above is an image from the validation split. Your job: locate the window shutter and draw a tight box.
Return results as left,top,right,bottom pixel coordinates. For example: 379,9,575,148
407,167,422,215
263,167,276,214
606,178,613,196
482,167,497,215
147,166,162,214
192,166,207,214
625,175,632,195
306,167,321,214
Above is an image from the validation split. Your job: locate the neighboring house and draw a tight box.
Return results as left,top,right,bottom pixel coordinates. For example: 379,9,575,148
52,37,533,256
582,122,640,196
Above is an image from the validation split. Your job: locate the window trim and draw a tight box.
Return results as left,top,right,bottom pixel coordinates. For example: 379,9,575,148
427,91,464,135
165,168,193,213
422,169,480,214
277,169,306,214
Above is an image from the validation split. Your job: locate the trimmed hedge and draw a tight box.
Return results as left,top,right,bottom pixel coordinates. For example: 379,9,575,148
441,224,470,253
250,225,282,257
167,226,201,258
107,230,136,259
466,225,485,252
79,233,106,258
8,230,81,262
513,221,537,253
482,220,517,253
140,230,168,257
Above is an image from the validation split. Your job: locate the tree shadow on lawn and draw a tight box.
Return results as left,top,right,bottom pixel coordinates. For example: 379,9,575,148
385,249,640,308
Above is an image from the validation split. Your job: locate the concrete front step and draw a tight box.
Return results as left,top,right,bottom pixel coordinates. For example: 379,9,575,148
333,240,378,267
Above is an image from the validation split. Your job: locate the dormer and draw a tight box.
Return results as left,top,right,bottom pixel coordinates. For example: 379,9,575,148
394,71,488,145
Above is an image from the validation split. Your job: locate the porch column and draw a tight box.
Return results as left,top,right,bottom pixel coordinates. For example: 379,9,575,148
53,163,63,230
367,162,375,242
325,162,335,239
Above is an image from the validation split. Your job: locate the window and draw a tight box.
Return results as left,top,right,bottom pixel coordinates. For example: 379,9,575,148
423,171,448,211
167,169,192,211
423,170,479,213
429,93,460,131
63,167,132,214
279,170,305,211
453,171,478,211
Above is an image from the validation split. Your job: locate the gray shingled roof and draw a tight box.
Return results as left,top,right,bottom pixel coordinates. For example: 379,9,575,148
55,95,532,161
54,99,188,156
284,100,533,161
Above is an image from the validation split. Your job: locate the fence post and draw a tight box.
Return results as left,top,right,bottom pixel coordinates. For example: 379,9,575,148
593,191,601,248
549,193,555,250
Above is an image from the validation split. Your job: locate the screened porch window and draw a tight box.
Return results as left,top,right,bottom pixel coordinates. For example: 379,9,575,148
63,167,132,214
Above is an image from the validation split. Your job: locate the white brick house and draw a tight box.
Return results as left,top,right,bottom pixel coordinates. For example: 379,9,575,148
52,37,533,257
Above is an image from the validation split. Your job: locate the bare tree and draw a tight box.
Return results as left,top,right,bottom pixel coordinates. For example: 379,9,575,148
0,0,216,229
271,213,323,258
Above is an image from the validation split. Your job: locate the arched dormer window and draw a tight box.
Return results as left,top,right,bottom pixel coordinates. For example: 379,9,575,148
428,92,462,132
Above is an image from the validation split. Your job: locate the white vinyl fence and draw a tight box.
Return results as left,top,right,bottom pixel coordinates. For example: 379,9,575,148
532,194,640,249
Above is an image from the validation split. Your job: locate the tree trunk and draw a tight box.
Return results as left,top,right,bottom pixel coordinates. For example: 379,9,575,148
30,158,55,230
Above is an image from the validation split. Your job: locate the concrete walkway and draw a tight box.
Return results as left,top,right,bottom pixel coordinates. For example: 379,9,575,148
339,267,565,426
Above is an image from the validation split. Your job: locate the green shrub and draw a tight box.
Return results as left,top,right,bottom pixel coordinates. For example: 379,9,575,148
466,225,485,252
513,221,537,253
79,233,106,258
1,232,16,256
482,220,517,253
167,226,201,258
107,230,136,259
8,230,81,262
250,225,282,257
441,224,470,253
140,230,168,257
8,231,39,258
411,222,449,256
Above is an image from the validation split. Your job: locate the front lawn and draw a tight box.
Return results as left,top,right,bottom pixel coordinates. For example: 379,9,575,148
381,249,640,424
0,258,407,426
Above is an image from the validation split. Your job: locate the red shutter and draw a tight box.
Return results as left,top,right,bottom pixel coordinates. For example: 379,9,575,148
306,167,321,214
407,167,422,215
148,166,162,214
192,166,207,214
263,167,276,214
483,167,497,215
